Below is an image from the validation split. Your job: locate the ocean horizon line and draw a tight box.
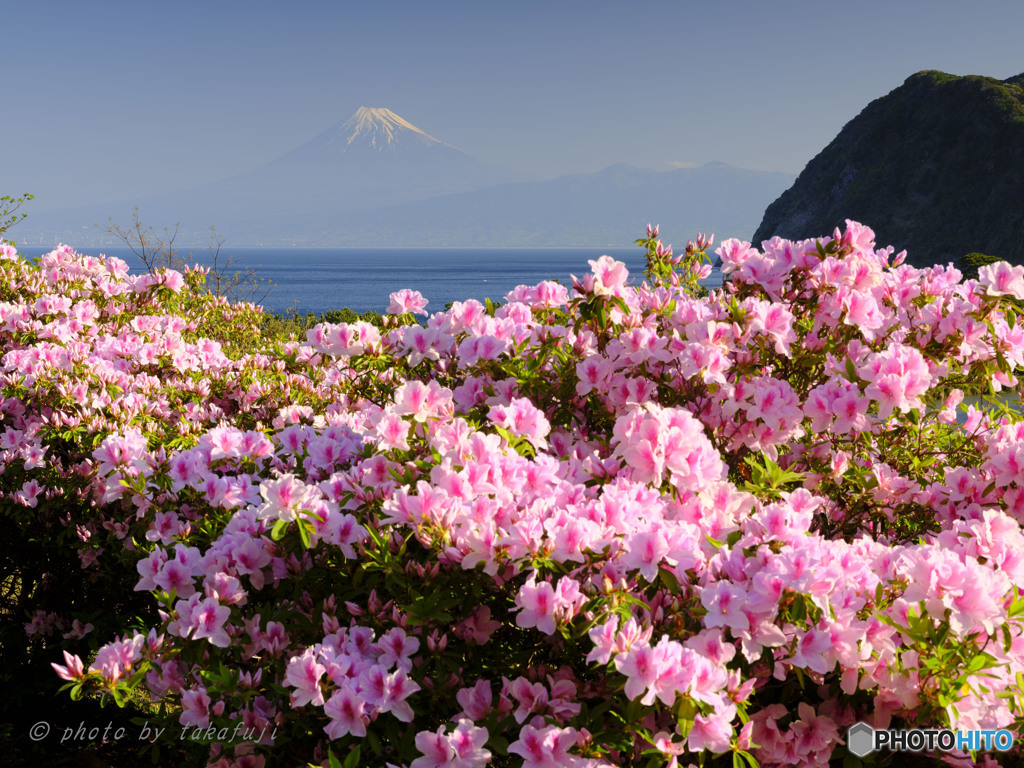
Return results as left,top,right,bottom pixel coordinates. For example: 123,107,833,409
12,244,721,317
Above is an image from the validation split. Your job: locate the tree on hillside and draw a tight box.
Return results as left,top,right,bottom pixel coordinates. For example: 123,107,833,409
961,251,1003,281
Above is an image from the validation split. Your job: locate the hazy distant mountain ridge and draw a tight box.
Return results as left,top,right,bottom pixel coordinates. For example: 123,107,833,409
753,71,1024,267
274,161,795,246
21,107,793,247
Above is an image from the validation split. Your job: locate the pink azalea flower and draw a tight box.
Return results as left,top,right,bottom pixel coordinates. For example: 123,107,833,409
786,627,834,675
586,616,619,665
508,724,581,768
686,703,736,754
188,597,232,648
489,397,551,451
228,535,273,588
507,677,549,723
392,380,453,423
376,627,420,671
831,389,870,434
790,702,840,756
750,299,798,355
372,408,412,450
400,324,443,366
261,621,289,655
388,288,429,316
456,679,494,721
575,354,612,396
93,429,150,478
613,640,655,701
515,574,558,635
323,684,368,739
51,650,85,681
382,668,421,722
411,724,462,768
448,719,491,768
700,581,751,633
614,635,691,706
411,724,487,768
587,255,629,296
621,527,670,583
153,558,196,598
842,288,886,340
156,268,186,292
179,687,212,729
283,648,325,708
978,261,1024,300
257,473,319,523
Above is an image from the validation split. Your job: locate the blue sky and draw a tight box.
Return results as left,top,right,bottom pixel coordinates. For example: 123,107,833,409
6,0,1024,212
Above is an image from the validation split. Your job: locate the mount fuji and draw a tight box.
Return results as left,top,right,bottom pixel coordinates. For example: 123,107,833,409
210,107,515,213
148,107,517,235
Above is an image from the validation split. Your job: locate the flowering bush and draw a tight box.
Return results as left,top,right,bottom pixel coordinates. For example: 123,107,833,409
3,222,1024,767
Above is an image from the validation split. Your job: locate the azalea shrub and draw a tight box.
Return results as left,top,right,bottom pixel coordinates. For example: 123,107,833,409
3,222,1024,768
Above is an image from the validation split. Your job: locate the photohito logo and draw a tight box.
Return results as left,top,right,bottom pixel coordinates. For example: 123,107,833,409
847,722,1015,757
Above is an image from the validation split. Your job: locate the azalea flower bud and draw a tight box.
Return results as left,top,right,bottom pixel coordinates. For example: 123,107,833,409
427,629,447,652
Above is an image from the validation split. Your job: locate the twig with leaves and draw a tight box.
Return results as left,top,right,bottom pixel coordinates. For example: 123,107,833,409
0,193,34,242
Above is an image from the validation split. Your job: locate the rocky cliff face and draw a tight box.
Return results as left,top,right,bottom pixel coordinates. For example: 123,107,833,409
753,71,1024,268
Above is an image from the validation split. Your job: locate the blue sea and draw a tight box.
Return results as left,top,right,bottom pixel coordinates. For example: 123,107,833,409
15,246,722,317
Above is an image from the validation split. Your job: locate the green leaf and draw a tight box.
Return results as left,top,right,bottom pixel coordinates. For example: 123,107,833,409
675,697,698,737
659,567,681,592
489,733,511,756
366,727,382,755
1006,587,1024,617
966,653,994,674
298,519,312,549
845,357,859,383
342,744,361,768
270,519,289,541
788,595,807,623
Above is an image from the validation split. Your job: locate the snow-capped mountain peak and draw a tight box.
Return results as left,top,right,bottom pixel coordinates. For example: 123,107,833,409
341,107,444,150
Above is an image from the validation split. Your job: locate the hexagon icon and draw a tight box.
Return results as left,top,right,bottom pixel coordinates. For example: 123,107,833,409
847,722,875,757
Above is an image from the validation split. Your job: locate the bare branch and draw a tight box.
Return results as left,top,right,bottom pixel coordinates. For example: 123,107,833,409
99,212,274,305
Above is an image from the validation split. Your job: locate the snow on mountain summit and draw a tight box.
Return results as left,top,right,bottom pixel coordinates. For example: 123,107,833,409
340,107,447,150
